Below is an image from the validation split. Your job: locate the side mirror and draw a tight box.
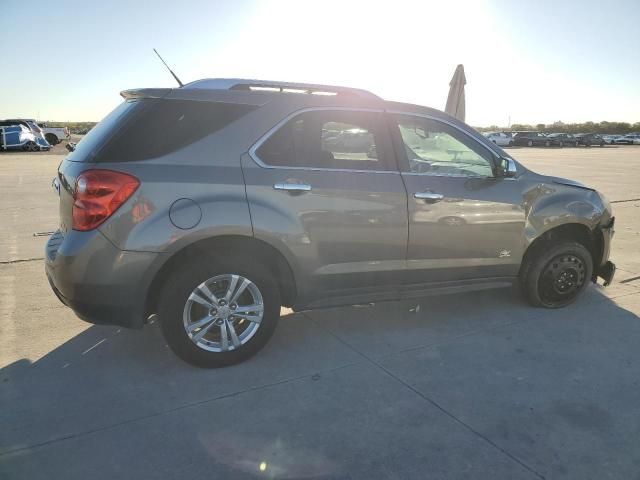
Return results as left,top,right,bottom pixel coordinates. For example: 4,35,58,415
498,157,517,178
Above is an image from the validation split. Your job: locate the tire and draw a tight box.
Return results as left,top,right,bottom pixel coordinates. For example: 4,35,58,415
559,142,564,148
520,241,593,308
159,256,281,367
23,141,38,152
508,141,514,147
544,140,551,147
575,141,579,147
45,133,58,145
527,140,533,147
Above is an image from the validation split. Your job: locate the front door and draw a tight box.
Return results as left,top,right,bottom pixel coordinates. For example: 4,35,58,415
390,113,525,284
242,108,408,305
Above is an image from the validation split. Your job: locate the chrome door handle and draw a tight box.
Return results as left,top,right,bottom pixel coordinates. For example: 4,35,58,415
273,182,312,192
414,191,444,202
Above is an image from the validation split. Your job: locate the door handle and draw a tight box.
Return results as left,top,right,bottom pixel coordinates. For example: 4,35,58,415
414,191,444,202
274,182,312,193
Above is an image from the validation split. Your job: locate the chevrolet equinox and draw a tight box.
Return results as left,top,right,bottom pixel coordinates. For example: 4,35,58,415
45,79,616,367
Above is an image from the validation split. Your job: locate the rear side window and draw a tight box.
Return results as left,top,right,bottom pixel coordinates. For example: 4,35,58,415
66,100,141,162
255,110,395,171
95,99,257,162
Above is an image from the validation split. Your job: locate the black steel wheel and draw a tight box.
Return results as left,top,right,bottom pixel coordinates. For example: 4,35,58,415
538,254,587,305
520,241,593,308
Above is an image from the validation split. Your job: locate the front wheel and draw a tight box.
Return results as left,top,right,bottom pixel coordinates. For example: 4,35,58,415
159,258,281,367
527,140,533,147
520,241,593,308
23,141,39,152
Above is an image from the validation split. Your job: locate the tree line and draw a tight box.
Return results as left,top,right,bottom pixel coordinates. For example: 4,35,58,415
476,121,640,135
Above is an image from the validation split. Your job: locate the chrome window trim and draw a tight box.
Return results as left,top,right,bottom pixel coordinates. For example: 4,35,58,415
401,172,492,179
388,110,505,176
248,107,399,174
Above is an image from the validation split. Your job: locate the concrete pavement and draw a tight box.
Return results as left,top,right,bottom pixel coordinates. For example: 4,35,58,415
1,146,640,479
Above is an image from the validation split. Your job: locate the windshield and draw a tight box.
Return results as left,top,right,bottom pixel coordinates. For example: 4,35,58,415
27,121,43,133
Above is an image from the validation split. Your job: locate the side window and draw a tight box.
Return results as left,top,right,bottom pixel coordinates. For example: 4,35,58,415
394,115,494,177
256,110,394,171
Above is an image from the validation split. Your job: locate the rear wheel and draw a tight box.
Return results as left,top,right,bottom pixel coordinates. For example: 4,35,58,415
545,140,551,147
45,133,58,145
520,241,593,308
527,140,533,147
159,257,281,367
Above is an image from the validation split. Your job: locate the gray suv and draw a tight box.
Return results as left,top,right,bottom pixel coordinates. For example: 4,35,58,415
45,79,616,367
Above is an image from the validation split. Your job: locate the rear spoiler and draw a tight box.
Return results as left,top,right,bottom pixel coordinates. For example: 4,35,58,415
120,88,173,100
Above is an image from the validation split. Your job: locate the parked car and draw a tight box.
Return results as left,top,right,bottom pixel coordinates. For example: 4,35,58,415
45,78,616,367
0,120,50,150
547,133,580,147
37,122,70,145
484,131,513,147
0,124,41,151
512,131,559,147
574,133,605,147
602,135,621,145
12,119,70,145
615,134,640,145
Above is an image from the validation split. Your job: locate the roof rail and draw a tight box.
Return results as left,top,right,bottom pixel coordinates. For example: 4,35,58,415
182,78,381,100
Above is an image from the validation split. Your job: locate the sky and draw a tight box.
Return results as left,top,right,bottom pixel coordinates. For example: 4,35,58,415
1,0,638,126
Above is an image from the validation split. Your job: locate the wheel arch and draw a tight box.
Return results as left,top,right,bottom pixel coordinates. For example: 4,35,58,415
520,223,603,276
143,235,298,320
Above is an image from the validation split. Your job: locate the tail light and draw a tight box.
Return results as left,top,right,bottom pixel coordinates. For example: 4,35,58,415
72,169,139,231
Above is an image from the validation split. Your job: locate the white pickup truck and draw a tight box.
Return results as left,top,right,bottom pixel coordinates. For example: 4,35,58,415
29,121,70,145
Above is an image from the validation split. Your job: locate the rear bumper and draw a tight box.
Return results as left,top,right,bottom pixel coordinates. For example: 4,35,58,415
45,229,159,328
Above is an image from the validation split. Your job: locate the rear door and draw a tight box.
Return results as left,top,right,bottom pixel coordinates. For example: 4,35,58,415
242,108,408,305
389,112,525,284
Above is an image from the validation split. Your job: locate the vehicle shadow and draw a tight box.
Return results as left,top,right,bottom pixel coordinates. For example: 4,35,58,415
1,284,639,478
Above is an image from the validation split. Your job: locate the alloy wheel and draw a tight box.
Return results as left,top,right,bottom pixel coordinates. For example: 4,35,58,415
182,274,264,352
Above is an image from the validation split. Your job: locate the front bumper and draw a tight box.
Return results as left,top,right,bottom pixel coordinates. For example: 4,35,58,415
594,216,616,286
45,229,159,328
596,261,616,287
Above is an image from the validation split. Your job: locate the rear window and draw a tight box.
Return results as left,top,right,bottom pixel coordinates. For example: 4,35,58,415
70,99,257,163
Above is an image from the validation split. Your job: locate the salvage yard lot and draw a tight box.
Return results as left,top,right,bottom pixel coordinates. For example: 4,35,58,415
1,146,640,479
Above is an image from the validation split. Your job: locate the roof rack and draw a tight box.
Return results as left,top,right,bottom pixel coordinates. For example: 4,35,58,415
182,78,381,100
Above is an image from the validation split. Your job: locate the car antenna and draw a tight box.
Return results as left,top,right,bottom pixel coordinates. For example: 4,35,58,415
153,48,184,87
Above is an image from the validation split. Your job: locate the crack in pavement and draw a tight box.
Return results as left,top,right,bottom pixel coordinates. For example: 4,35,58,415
610,198,640,204
0,258,44,265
